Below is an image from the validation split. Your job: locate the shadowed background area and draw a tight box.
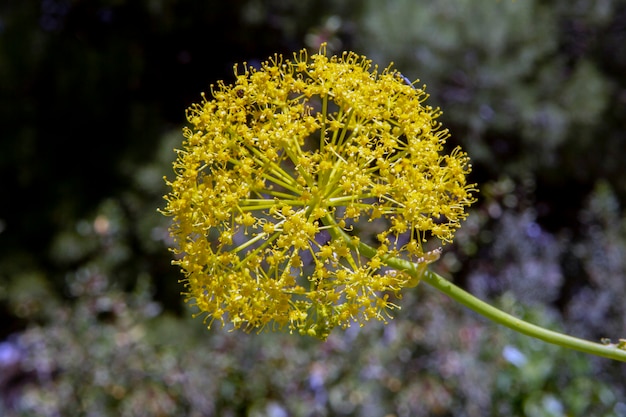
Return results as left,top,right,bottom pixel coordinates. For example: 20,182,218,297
1,1,626,416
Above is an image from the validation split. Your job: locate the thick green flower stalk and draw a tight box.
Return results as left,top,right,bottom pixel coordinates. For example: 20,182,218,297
163,45,475,338
163,46,626,361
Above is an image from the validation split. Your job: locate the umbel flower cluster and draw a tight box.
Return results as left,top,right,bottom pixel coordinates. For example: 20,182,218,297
163,45,476,339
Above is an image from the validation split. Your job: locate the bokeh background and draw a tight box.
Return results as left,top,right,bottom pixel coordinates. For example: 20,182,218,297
2,0,626,415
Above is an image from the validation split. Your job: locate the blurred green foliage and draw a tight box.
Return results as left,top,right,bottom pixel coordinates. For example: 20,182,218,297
2,0,626,415
355,0,623,182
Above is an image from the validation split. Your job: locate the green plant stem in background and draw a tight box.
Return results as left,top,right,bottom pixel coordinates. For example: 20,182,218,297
341,228,626,362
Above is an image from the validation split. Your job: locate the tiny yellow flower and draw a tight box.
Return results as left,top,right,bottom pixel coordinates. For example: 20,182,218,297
162,45,476,339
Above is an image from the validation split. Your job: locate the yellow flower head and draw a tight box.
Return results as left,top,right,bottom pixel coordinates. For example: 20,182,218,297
162,45,476,339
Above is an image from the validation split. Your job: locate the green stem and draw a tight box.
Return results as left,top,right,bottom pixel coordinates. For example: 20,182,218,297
330,222,626,362
418,269,626,362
